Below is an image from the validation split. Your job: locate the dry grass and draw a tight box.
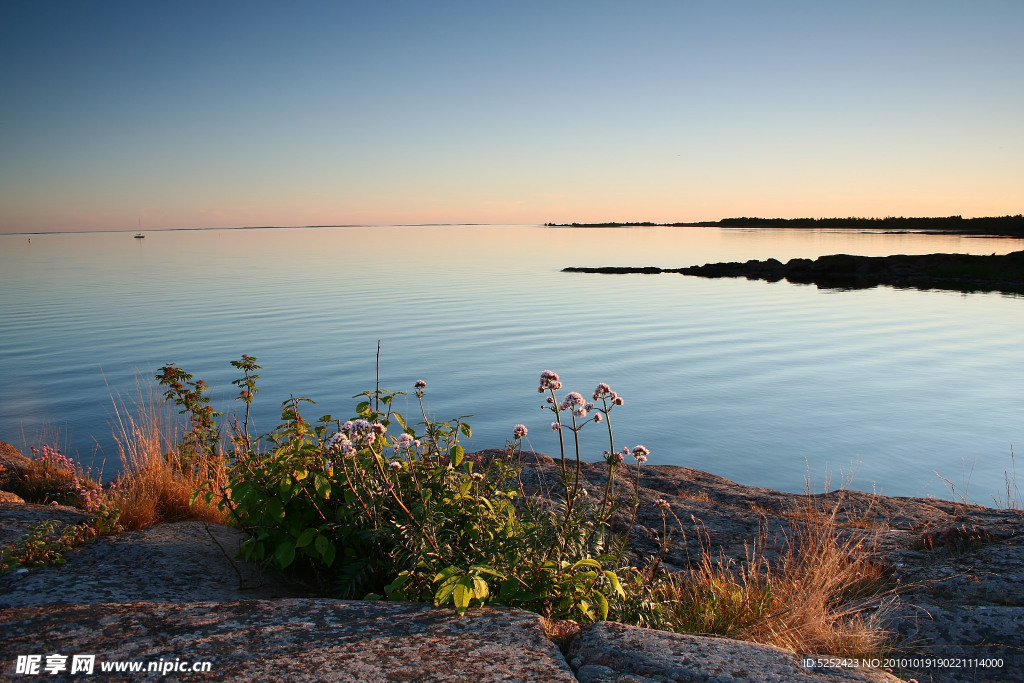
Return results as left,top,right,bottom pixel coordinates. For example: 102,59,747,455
655,490,894,659
107,382,229,531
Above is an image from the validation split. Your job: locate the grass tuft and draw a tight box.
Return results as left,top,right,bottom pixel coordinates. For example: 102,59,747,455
106,381,229,531
647,488,895,660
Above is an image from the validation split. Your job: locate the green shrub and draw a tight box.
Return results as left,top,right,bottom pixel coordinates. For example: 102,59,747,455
174,359,643,621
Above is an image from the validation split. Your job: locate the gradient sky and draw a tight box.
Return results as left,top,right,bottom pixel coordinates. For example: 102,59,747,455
1,0,1022,233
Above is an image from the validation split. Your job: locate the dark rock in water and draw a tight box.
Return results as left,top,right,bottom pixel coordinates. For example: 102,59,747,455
565,250,1024,294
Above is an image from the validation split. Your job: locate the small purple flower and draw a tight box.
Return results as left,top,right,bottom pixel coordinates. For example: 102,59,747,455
396,433,414,449
551,422,562,432
389,461,402,470
594,413,603,423
512,424,528,439
471,472,484,482
372,422,386,435
593,383,611,400
414,379,427,389
655,498,671,510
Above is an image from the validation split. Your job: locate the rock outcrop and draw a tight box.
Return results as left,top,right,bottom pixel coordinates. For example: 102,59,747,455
564,249,1024,294
3,442,1023,681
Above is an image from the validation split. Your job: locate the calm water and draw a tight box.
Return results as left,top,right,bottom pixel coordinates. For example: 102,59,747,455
2,225,1022,504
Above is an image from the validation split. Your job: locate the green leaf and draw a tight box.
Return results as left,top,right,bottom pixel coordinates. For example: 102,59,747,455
433,566,462,583
471,575,489,601
459,422,472,438
321,543,336,567
393,413,408,431
295,528,316,548
267,498,285,522
434,578,459,605
604,570,626,598
468,565,506,579
450,445,464,467
571,558,602,570
314,533,330,556
275,541,296,568
314,474,331,500
595,591,610,620
453,578,473,613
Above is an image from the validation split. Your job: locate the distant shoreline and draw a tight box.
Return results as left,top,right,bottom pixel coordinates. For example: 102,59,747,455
546,215,1024,238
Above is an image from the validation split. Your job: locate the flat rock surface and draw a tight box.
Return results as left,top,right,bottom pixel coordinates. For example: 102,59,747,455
0,509,306,607
569,621,903,682
1,599,576,682
5,449,1024,681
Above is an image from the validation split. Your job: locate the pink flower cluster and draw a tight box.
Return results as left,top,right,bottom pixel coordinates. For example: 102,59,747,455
593,383,624,406
538,370,562,393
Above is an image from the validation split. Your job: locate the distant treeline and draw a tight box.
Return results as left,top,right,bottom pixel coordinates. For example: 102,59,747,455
546,215,1024,236
717,215,1024,234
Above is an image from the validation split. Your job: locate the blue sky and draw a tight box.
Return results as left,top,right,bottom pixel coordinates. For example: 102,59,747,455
1,0,1021,232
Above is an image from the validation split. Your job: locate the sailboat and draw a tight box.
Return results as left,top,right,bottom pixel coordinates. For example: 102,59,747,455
134,217,145,238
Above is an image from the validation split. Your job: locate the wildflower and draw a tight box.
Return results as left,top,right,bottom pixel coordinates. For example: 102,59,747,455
594,413,603,424
471,472,484,482
559,392,585,411
593,382,611,400
632,445,650,463
612,394,624,406
538,370,562,393
512,424,528,439
578,488,588,498
551,422,562,432
389,461,402,470
372,422,386,435
396,433,414,449
383,481,395,492
655,498,671,510
414,379,427,389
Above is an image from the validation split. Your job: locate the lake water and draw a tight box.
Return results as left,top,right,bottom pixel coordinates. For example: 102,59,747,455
2,224,1022,505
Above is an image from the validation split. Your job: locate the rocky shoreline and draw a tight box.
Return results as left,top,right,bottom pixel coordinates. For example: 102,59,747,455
564,250,1024,295
2,446,1023,681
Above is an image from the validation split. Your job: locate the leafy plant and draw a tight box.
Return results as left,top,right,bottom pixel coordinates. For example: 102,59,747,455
176,360,641,621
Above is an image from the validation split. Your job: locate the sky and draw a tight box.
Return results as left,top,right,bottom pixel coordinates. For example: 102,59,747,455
1,0,1022,233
